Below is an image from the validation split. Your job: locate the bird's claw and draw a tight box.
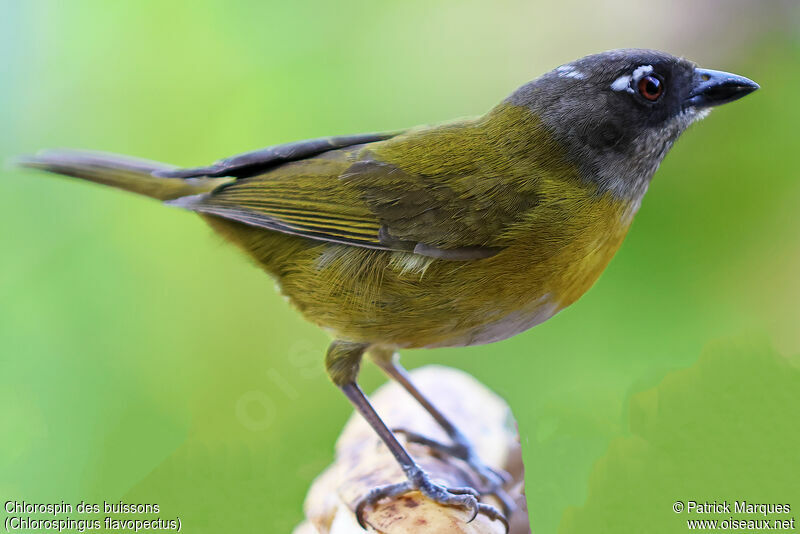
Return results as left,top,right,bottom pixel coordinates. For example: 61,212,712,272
355,481,413,529
476,502,510,532
392,427,516,516
355,471,507,532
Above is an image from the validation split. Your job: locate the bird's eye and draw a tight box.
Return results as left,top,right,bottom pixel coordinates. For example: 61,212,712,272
637,74,664,101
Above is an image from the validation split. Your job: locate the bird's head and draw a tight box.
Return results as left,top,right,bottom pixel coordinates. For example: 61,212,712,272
507,49,759,203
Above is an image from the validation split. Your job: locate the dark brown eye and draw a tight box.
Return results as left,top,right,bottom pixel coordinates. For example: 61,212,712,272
638,74,664,101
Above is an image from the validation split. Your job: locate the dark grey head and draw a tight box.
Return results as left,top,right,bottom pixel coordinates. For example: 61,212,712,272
508,49,758,207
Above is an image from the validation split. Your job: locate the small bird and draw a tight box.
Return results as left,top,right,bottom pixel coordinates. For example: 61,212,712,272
19,49,757,529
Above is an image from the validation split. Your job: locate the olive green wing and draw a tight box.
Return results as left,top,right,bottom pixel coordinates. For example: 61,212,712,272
171,155,392,251
168,131,538,260
155,132,401,179
339,156,540,257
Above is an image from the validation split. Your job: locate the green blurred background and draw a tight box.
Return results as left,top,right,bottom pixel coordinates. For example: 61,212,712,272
1,1,798,532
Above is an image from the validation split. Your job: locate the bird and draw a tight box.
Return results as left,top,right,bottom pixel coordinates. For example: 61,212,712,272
18,48,758,530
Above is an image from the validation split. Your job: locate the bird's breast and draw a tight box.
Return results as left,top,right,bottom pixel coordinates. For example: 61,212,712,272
431,191,636,348
530,193,634,312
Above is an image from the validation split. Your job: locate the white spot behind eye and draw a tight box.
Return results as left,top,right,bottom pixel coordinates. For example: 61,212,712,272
611,64,654,93
556,64,586,80
611,75,632,92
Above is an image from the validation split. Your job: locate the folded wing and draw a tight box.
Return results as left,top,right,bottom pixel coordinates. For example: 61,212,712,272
168,129,540,260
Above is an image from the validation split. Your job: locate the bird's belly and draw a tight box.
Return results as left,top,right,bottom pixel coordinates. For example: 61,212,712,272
426,294,560,348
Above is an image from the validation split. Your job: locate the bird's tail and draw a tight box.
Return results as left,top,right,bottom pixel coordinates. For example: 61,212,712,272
15,149,229,201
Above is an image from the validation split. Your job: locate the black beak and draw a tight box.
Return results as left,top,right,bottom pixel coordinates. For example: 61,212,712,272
685,68,759,108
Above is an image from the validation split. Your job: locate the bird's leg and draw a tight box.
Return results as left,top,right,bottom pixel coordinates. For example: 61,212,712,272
370,348,516,515
326,341,506,531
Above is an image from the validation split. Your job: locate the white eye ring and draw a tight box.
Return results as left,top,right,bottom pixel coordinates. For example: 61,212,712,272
611,64,654,93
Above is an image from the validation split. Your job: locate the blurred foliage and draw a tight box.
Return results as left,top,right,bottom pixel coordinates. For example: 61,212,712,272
560,342,800,533
1,1,798,533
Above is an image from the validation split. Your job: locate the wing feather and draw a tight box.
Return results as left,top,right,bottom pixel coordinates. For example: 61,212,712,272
170,121,540,260
155,132,400,179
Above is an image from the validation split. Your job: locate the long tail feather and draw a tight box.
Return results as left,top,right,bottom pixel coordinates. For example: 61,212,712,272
15,149,230,201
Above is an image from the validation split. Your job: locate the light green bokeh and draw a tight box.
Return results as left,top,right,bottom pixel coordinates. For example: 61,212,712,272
1,1,798,532
560,341,800,533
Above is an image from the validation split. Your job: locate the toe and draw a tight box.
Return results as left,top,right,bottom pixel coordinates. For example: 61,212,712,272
355,481,413,529
446,486,481,498
476,503,510,533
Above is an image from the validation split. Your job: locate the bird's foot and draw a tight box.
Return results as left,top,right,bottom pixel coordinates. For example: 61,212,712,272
355,467,508,532
392,427,516,516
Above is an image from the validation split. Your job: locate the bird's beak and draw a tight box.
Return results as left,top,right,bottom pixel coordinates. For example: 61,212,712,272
685,68,759,108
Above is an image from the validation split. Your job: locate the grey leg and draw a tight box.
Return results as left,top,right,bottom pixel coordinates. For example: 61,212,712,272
370,349,516,515
326,341,507,531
